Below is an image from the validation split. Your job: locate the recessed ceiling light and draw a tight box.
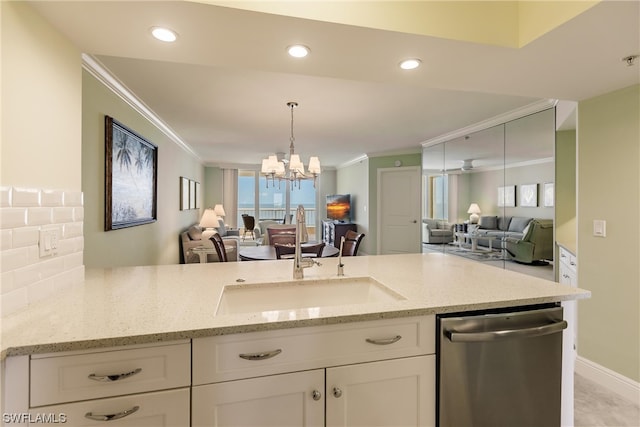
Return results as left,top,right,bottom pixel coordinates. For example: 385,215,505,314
399,58,421,70
287,45,310,58
151,27,178,43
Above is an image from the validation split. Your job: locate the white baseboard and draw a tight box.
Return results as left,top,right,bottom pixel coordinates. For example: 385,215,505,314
575,356,640,404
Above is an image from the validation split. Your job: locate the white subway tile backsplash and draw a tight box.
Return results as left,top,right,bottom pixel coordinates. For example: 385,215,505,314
12,226,39,248
1,247,31,271
53,207,74,223
0,187,11,208
73,206,84,222
64,222,83,238
41,190,64,207
1,208,27,229
1,229,12,251
12,187,41,207
26,207,52,226
0,186,84,317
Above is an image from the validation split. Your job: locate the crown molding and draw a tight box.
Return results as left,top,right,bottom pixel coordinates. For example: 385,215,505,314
82,54,202,162
421,99,558,148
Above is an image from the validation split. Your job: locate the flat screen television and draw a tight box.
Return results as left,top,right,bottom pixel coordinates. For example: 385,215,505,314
326,194,351,222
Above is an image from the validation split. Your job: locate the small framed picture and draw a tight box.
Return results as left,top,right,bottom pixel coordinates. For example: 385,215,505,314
544,182,554,207
498,185,515,207
520,184,538,207
180,177,190,210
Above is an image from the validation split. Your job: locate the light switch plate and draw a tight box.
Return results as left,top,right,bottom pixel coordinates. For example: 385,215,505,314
593,220,606,237
39,227,60,257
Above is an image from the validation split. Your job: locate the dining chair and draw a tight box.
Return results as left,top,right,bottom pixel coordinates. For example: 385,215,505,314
241,214,256,240
270,233,296,247
210,232,229,262
275,242,325,259
341,230,365,256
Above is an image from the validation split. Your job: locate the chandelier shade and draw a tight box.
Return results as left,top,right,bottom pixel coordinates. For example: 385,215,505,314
261,102,321,189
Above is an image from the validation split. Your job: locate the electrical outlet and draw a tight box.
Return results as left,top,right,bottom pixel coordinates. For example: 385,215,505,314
39,227,60,258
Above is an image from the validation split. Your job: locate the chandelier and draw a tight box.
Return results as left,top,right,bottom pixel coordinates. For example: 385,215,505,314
261,102,321,189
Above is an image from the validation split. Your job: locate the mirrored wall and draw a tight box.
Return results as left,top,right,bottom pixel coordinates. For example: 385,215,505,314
422,108,556,274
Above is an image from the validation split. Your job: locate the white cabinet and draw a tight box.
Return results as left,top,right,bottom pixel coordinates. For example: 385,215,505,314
192,369,325,427
326,355,435,427
192,316,435,427
17,341,191,426
558,246,578,427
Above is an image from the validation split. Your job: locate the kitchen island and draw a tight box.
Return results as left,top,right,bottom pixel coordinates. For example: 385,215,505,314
1,253,589,425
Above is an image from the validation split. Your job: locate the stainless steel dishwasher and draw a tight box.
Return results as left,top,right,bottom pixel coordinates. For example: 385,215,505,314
438,305,567,427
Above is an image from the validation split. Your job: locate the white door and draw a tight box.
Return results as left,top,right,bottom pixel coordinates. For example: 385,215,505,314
192,369,324,427
378,166,422,254
326,355,435,427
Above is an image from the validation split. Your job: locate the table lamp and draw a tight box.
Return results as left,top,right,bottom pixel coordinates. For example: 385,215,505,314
467,203,481,224
213,204,226,223
200,208,220,244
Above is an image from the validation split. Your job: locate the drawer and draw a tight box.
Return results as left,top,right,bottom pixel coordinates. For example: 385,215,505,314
559,248,577,272
28,388,190,426
30,342,190,407
193,315,434,385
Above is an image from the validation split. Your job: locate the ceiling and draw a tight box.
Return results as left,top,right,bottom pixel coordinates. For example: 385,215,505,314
29,1,639,169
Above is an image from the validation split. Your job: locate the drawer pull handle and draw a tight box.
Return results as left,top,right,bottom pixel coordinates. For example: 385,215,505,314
88,368,142,382
239,349,282,361
365,335,402,345
312,390,322,401
333,387,343,398
85,405,139,421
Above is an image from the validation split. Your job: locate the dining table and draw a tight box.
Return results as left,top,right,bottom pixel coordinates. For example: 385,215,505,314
239,243,339,261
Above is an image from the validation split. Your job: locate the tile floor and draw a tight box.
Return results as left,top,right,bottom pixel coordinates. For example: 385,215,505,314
574,373,640,427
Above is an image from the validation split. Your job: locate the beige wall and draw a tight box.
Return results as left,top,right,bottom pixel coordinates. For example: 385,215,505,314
1,2,81,189
555,130,577,251
577,84,639,382
336,159,369,254
82,70,204,267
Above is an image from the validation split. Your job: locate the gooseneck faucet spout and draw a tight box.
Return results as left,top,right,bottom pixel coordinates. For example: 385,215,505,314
293,205,317,279
337,236,345,276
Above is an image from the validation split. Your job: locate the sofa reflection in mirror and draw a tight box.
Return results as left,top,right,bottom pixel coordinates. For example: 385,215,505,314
504,219,554,264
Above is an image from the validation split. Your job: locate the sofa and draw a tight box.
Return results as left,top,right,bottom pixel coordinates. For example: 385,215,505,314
472,215,533,248
253,220,297,245
180,221,239,263
422,219,454,244
504,219,554,264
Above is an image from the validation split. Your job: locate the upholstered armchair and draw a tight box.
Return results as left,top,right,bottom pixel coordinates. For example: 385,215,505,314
504,219,554,264
422,219,454,244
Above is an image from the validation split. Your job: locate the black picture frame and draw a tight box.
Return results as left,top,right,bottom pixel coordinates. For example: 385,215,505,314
105,116,158,231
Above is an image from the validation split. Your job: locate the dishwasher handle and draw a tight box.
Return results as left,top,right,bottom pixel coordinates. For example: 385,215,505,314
445,320,567,342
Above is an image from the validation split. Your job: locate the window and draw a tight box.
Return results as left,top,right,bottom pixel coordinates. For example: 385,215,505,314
238,170,317,230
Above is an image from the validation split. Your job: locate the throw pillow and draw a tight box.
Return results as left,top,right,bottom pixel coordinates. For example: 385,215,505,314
478,216,497,229
509,217,532,232
521,223,531,239
188,225,202,241
217,219,227,237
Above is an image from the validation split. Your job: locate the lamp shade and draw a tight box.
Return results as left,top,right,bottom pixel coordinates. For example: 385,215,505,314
467,203,481,224
213,204,226,217
467,203,481,214
308,156,321,174
199,208,219,229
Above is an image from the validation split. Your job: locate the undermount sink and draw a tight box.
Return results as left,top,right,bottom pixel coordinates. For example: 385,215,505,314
215,276,405,315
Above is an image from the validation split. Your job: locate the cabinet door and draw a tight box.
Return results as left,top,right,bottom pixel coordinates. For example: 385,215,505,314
326,355,435,427
192,369,324,427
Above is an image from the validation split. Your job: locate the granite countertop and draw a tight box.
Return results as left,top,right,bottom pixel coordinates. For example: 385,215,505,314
1,253,590,359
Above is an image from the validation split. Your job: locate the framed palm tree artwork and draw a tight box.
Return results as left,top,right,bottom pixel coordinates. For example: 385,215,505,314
105,116,158,231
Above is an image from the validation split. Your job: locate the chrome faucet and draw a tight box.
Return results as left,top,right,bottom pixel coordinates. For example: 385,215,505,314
337,236,345,276
293,205,318,279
